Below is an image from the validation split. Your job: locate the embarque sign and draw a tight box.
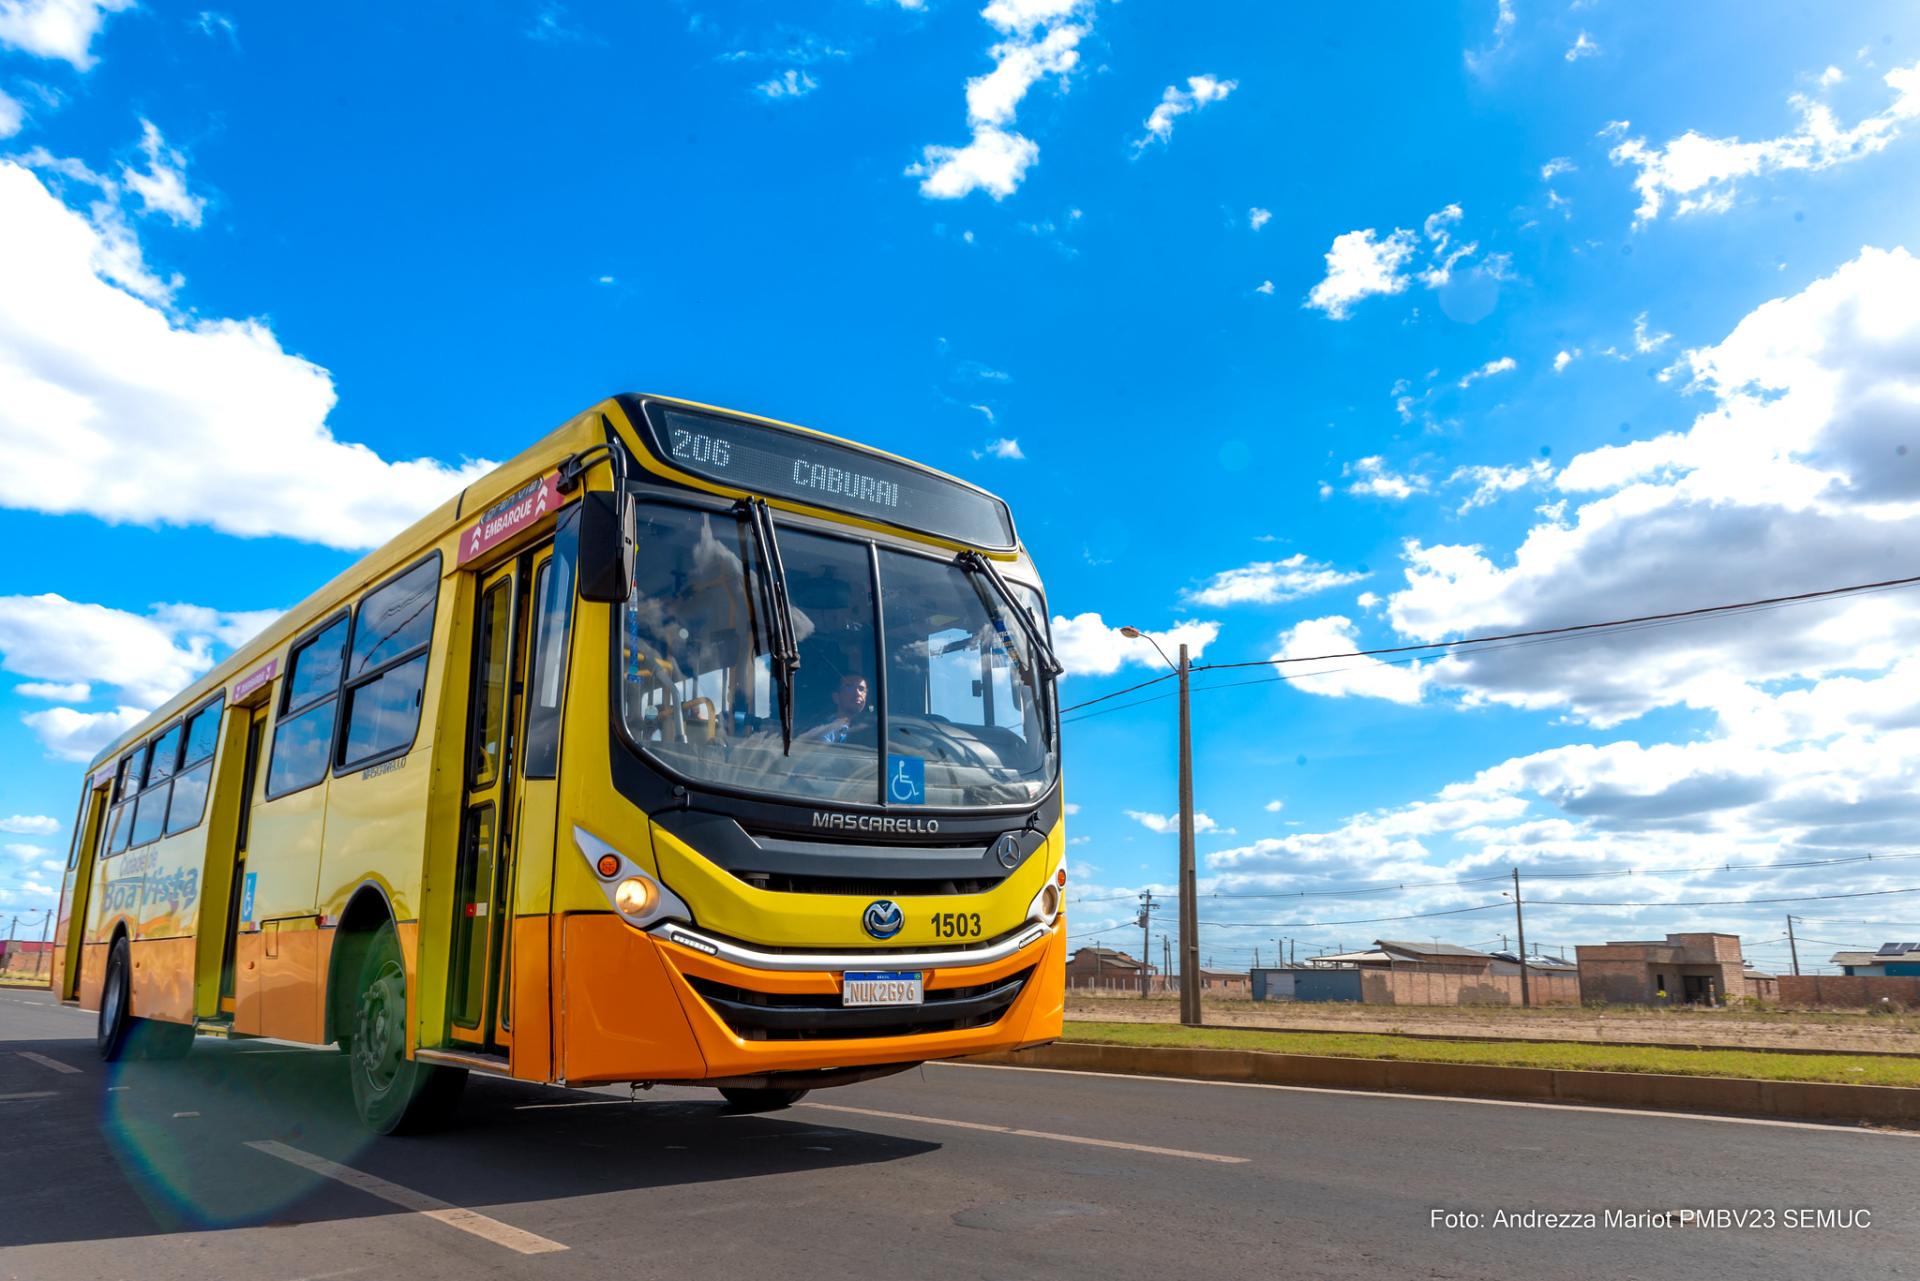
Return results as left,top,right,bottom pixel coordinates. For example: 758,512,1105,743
459,471,565,566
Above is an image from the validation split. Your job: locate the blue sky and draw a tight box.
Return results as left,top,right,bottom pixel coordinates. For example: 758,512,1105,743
3,0,1920,973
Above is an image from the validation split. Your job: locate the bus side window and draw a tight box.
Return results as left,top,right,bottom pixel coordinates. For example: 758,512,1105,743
267,616,348,797
103,752,137,857
164,695,225,836
338,555,440,770
523,539,577,780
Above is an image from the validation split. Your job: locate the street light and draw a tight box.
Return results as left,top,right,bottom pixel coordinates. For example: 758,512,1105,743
1120,625,1201,1028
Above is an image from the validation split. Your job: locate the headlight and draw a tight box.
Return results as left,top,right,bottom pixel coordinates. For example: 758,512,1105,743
574,826,692,929
1027,864,1064,925
614,876,658,916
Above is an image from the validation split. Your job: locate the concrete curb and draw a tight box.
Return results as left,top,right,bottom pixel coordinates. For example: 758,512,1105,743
966,1041,1920,1128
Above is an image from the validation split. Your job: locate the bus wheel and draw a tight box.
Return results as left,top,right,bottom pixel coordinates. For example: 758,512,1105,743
97,935,134,1061
719,1087,811,1112
347,921,465,1134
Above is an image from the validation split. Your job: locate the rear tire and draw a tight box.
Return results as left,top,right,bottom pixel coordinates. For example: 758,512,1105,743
347,921,466,1134
719,1086,811,1113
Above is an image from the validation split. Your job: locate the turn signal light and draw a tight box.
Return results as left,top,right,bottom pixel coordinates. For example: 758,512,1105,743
1056,867,1067,887
595,853,621,878
614,876,658,916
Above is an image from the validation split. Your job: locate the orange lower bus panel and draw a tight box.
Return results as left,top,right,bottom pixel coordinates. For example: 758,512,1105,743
560,914,707,1085
128,936,196,1024
560,914,1067,1085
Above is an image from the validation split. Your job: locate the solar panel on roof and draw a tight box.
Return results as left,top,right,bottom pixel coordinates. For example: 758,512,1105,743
1875,943,1920,955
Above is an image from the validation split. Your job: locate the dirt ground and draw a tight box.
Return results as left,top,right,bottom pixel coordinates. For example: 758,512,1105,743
1066,993,1920,1054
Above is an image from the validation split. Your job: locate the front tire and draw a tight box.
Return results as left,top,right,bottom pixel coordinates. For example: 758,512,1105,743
97,935,133,1061
719,1087,811,1112
347,921,465,1134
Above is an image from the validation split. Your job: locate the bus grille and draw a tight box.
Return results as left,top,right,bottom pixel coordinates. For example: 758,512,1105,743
726,870,1006,896
687,968,1033,1041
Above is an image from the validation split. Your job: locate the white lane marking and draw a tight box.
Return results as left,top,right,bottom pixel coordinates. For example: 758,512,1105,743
515,1099,636,1110
17,1050,81,1075
799,1100,1249,1163
935,1061,1920,1138
0,1091,57,1101
173,1111,200,1118
245,1140,568,1255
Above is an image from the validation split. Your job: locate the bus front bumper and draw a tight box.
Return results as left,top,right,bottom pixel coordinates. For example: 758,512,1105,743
557,913,1066,1087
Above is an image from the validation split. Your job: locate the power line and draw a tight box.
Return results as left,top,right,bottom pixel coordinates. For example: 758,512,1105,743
1192,572,1920,676
1067,849,1920,907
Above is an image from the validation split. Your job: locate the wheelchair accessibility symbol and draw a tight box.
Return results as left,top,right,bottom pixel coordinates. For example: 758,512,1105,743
887,754,925,805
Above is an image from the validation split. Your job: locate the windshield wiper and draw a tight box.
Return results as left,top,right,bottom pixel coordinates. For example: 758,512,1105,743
738,499,800,753
957,551,1063,738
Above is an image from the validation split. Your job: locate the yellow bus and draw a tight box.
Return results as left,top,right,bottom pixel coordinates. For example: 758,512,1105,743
49,394,1067,1132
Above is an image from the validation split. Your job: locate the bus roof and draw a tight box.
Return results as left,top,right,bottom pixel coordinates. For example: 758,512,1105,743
82,394,1020,773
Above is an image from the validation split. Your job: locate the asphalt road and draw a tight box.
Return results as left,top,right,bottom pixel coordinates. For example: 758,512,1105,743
0,987,1912,1281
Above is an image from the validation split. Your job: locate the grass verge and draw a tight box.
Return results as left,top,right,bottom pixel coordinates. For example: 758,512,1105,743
1064,1019,1920,1087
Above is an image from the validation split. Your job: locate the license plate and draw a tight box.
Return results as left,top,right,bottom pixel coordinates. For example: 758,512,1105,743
842,971,924,1007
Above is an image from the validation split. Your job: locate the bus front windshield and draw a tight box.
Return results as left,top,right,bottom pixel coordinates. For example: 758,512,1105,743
619,500,1056,810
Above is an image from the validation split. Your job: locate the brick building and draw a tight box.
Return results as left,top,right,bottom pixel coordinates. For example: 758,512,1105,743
1065,946,1153,991
1575,932,1762,1005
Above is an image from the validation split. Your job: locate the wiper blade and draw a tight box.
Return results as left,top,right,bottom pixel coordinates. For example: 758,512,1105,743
738,499,800,753
958,551,1062,677
958,551,1062,743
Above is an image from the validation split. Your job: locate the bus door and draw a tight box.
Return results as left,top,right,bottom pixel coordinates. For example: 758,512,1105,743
219,707,268,1010
56,776,111,1000
449,559,528,1049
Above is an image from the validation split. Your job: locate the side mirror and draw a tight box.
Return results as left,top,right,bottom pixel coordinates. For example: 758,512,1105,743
577,490,634,603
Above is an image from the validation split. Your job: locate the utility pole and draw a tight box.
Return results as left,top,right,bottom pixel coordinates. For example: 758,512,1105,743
1290,938,1296,965
4,914,13,978
1787,915,1801,977
1162,934,1172,988
35,908,51,978
1137,891,1156,998
1511,868,1531,1008
1177,642,1200,1026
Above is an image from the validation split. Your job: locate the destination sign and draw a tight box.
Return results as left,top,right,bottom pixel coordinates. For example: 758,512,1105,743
644,406,1016,549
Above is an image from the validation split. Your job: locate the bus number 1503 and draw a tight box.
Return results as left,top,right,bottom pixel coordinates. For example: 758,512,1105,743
929,911,983,939
670,429,732,467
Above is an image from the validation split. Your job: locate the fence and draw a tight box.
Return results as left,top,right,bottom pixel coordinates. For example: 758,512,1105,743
1360,969,1580,1007
0,941,54,985
1777,975,1920,1009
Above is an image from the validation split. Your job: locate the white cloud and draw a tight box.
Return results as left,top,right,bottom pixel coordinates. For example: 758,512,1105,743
1389,245,1920,728
23,704,145,761
120,120,205,228
5,842,44,860
1049,613,1219,678
1564,32,1598,62
0,0,134,70
1447,459,1552,514
1248,206,1271,231
1456,355,1517,389
0,815,58,835
1264,799,1284,813
1063,802,1079,815
0,159,494,550
972,436,1024,460
756,69,818,99
1540,157,1576,181
1818,65,1846,89
909,0,1091,201
1184,553,1368,607
1135,74,1236,151
1306,204,1504,319
0,86,23,139
1608,60,1920,223
194,11,237,43
1553,348,1578,373
1343,455,1429,500
1631,311,1672,353
16,680,88,700
1304,227,1418,319
0,593,271,701
1126,810,1229,835
1270,615,1431,705
1254,279,1274,295
1464,0,1515,76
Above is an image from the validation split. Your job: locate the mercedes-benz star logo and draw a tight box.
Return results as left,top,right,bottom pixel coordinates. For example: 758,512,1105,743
863,899,904,940
993,833,1025,870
